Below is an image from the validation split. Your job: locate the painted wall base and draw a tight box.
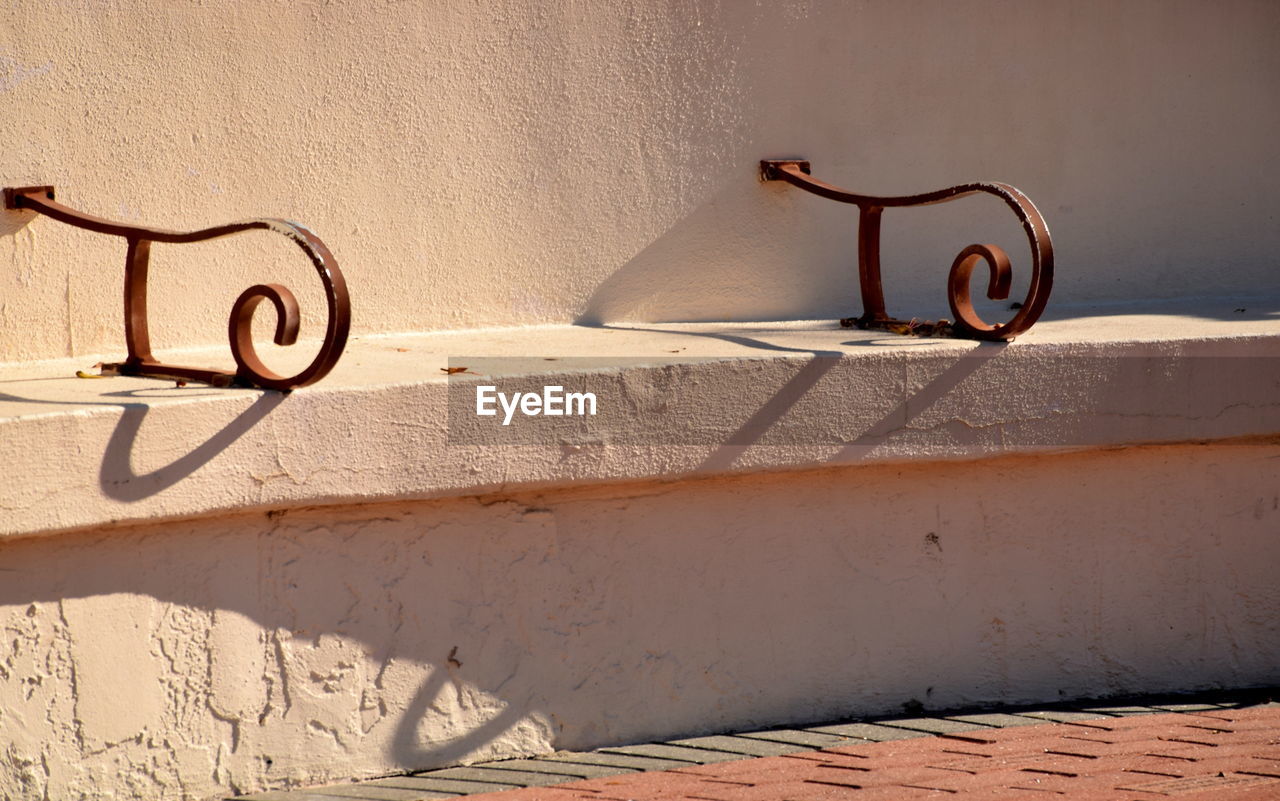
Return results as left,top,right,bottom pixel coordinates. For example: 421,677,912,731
3,440,1277,799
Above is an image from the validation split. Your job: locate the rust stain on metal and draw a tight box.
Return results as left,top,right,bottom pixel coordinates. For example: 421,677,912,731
760,159,1054,341
4,185,350,391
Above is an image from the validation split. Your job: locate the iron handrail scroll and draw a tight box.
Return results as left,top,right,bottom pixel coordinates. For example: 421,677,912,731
761,160,1054,341
4,186,350,390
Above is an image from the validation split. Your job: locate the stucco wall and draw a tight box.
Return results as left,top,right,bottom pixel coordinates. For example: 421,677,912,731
3,441,1279,799
3,0,1280,364
4,3,1279,799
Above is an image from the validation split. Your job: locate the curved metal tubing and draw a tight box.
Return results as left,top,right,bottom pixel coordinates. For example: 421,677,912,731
5,186,350,390
761,160,1054,341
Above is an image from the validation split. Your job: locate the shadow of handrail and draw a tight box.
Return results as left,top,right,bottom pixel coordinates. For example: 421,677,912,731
391,664,530,768
0,386,283,501
581,322,1005,472
583,322,845,471
831,343,1005,461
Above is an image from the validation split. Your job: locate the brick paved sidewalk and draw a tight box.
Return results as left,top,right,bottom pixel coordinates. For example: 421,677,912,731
237,689,1280,801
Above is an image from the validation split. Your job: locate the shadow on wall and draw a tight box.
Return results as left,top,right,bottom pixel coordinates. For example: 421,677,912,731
4,431,1280,798
0,339,1036,789
3,186,1279,798
573,159,1062,331
574,154,1280,331
0,386,284,501
574,164,859,326
582,322,1010,474
0,510,563,794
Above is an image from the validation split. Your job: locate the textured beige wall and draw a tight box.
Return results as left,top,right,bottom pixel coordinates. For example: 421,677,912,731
3,0,1279,364
3,442,1279,799
3,4,1279,799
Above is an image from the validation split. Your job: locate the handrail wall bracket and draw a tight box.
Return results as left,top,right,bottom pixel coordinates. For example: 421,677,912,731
760,159,1054,341
4,185,350,391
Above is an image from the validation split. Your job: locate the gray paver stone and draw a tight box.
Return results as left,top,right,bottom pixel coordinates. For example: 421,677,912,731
426,766,576,787
304,785,429,801
945,712,1049,728
543,750,715,772
597,742,746,764
1012,709,1111,723
372,774,515,794
875,716,991,735
1072,705,1164,717
803,722,930,741
360,788,460,798
472,758,637,779
735,729,852,748
668,734,812,757
1150,703,1230,712
231,794,353,801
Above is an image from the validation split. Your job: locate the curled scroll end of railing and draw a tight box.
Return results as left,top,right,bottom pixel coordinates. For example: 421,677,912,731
4,186,350,391
760,160,1055,341
944,183,1054,341
227,220,350,391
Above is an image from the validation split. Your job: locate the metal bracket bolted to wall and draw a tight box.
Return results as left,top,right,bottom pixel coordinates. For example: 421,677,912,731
4,186,350,391
760,160,1054,341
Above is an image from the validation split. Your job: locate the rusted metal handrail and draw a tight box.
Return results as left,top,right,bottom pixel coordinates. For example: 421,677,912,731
761,160,1054,341
4,186,350,390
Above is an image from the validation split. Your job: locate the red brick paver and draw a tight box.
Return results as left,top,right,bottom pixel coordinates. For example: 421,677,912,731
462,708,1280,801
